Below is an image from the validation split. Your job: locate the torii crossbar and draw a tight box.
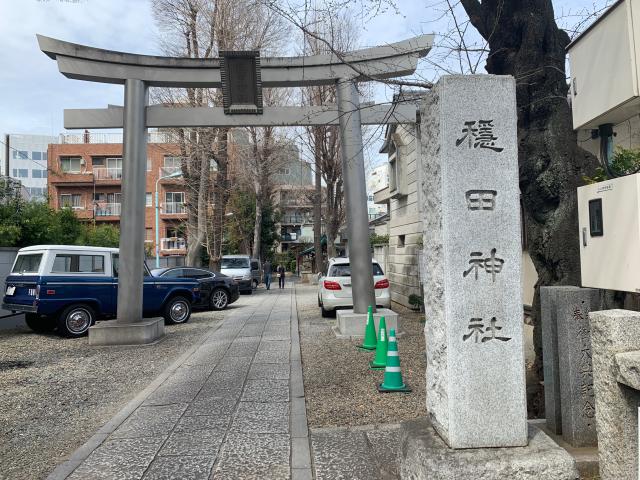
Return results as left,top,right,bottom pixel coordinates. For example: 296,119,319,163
38,34,433,344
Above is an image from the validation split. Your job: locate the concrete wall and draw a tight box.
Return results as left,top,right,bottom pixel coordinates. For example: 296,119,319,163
386,123,423,308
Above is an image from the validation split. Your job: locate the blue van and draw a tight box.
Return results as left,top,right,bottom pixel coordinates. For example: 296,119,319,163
2,245,200,338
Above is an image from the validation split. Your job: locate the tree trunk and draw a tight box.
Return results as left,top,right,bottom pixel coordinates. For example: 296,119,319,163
209,128,231,272
313,129,323,273
252,186,263,260
460,0,601,416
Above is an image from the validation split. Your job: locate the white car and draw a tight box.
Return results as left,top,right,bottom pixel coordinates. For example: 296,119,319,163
317,257,391,317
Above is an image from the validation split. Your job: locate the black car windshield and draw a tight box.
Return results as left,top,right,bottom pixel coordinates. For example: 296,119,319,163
329,263,384,277
221,258,249,268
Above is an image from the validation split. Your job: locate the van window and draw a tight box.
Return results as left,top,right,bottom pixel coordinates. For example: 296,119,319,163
250,260,259,271
329,263,384,277
221,258,250,269
12,254,43,274
52,254,105,273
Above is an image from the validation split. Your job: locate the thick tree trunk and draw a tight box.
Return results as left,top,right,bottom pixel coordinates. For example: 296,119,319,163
252,188,262,260
460,0,601,415
209,128,231,272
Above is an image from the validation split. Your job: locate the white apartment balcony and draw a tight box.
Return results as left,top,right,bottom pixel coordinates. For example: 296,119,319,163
159,166,183,179
59,131,179,144
161,202,187,215
161,237,187,253
93,167,122,181
95,203,121,217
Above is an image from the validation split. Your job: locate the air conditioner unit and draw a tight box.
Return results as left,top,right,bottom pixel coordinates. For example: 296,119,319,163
80,158,86,165
577,173,640,292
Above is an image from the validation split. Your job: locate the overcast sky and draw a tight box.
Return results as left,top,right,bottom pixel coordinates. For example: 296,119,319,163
0,0,607,151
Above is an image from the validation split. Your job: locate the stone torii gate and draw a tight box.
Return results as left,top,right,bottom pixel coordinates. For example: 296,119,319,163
38,34,433,344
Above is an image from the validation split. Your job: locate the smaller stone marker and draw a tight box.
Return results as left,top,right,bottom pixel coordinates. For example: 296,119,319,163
541,286,601,446
556,287,600,447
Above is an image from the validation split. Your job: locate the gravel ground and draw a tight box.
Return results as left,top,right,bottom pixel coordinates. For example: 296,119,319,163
0,307,232,480
296,283,427,428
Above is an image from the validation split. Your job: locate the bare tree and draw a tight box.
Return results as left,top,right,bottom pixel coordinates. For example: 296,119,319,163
300,10,359,263
152,0,288,268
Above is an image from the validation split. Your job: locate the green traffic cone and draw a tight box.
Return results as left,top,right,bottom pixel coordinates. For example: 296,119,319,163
369,316,388,369
377,328,411,392
358,305,377,351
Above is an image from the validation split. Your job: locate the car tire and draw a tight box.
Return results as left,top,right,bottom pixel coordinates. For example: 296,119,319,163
321,306,333,318
252,279,258,290
57,304,95,338
163,296,192,324
209,288,229,311
25,313,55,333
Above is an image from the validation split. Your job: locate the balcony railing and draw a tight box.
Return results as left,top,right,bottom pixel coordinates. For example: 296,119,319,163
93,167,122,180
161,237,186,251
159,166,182,178
59,131,179,144
95,203,121,217
162,202,186,214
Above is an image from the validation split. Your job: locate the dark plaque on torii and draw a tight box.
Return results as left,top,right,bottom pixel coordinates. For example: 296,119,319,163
219,51,263,115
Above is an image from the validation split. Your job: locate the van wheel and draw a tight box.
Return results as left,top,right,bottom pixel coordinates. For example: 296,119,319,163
25,314,55,333
57,304,95,338
210,288,229,311
164,296,191,324
252,279,258,289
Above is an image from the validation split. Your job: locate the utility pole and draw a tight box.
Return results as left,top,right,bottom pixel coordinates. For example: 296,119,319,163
4,134,9,177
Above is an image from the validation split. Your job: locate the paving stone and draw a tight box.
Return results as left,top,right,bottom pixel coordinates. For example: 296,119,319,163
144,381,203,406
111,404,187,439
68,436,166,480
141,455,216,480
247,363,290,380
184,396,237,416
242,379,290,403
174,414,232,432
257,340,291,352
200,370,247,394
232,402,290,433
215,356,252,371
226,340,260,357
365,426,402,478
261,333,291,342
254,350,290,364
311,429,381,480
165,365,214,384
239,324,265,337
158,428,225,457
213,433,290,480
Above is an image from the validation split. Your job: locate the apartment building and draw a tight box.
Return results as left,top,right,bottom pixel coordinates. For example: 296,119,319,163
0,133,57,201
272,144,315,253
47,132,188,257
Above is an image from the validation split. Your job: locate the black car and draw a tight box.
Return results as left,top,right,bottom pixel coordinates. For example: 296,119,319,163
151,267,239,311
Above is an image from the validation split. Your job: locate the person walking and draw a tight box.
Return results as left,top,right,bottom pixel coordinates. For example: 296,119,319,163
277,263,286,289
263,259,272,290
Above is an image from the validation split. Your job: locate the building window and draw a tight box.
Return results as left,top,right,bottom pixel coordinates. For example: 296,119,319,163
92,157,106,167
146,192,152,207
398,234,406,247
43,151,47,161
147,158,152,171
145,228,153,242
60,194,82,209
12,169,16,177
18,169,28,178
60,156,82,173
32,169,42,178
32,151,42,161
166,227,179,238
277,168,291,175
42,169,47,178
388,141,398,192
12,150,28,160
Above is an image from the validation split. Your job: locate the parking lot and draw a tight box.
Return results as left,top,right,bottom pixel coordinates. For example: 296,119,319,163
0,308,228,480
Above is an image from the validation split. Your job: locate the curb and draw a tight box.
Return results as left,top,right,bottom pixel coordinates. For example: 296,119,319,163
291,284,313,480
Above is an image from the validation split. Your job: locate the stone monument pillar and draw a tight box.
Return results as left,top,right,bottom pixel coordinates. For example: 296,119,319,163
399,75,578,479
421,75,526,449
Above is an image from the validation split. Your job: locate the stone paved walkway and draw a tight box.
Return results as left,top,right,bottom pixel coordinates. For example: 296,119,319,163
48,284,311,480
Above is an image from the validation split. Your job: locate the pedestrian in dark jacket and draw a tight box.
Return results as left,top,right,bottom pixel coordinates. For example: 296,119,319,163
277,264,286,289
263,260,272,290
